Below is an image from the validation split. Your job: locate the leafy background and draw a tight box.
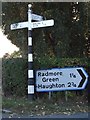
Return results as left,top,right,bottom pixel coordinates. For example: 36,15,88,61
1,2,90,98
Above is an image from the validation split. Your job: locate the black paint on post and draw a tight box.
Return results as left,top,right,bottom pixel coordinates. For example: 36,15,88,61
28,5,34,100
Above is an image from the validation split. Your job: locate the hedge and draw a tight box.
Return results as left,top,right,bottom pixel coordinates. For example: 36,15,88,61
2,57,89,97
2,58,27,96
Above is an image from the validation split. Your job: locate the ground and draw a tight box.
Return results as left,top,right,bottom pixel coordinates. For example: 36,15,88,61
2,93,88,118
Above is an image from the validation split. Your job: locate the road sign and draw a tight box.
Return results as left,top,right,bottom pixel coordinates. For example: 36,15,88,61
31,19,54,29
11,19,54,30
11,21,28,30
32,13,43,21
36,67,88,92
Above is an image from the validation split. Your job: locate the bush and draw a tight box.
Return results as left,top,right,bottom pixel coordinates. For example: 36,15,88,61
2,58,27,96
34,56,89,69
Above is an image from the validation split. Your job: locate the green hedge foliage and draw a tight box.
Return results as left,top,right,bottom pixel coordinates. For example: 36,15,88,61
34,56,89,69
2,57,89,96
2,58,27,96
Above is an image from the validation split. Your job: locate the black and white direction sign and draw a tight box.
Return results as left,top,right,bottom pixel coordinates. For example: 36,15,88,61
31,20,54,29
11,20,54,30
36,67,88,92
11,21,28,30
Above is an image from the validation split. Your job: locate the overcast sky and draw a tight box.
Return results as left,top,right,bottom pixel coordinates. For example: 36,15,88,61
0,28,19,58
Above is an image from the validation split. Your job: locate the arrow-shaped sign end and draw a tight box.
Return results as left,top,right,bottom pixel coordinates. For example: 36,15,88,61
77,68,88,89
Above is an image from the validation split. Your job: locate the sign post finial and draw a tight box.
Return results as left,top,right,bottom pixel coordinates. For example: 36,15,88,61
28,4,32,9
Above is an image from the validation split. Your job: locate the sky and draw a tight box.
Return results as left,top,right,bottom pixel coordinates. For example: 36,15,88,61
0,28,19,58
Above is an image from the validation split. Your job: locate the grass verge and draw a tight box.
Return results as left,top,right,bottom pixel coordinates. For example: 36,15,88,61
2,95,88,116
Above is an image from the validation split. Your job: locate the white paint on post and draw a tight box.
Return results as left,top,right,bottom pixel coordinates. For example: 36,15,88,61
28,70,34,78
28,54,33,62
28,4,32,31
28,85,34,94
28,37,32,46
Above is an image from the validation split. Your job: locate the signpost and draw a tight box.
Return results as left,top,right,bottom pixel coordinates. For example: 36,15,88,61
36,67,88,92
10,20,54,30
10,4,54,100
